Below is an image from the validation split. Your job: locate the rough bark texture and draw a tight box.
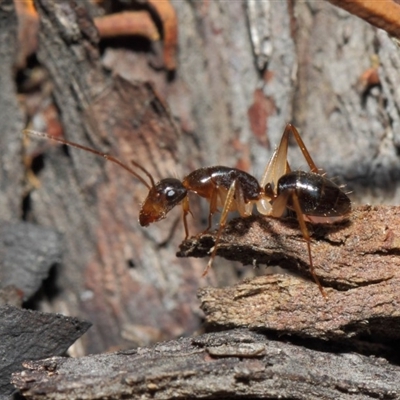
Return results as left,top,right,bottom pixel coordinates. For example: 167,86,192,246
12,0,399,355
3,0,400,398
1,305,91,398
199,273,400,344
180,205,400,289
0,0,25,220
179,205,400,347
26,0,204,355
11,329,400,400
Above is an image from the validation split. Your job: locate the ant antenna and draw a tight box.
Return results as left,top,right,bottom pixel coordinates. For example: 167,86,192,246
23,130,155,189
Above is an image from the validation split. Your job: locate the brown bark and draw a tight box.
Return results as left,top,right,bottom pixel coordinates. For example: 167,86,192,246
179,206,400,343
180,205,400,290
3,0,400,398
326,0,400,39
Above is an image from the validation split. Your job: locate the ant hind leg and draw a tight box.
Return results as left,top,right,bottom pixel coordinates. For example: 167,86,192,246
290,191,327,298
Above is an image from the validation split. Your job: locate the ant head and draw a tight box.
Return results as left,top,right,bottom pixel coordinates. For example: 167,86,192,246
23,130,187,228
139,178,187,226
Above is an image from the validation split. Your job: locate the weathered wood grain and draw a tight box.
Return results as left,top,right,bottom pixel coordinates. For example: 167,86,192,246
179,205,400,342
11,329,400,400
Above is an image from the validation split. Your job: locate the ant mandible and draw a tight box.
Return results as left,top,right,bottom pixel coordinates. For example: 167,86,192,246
24,124,351,297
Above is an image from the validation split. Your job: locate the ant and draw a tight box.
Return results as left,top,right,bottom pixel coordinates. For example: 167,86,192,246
24,124,351,297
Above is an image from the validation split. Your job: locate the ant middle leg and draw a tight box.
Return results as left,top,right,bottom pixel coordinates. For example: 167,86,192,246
182,196,191,239
202,180,240,277
202,189,219,234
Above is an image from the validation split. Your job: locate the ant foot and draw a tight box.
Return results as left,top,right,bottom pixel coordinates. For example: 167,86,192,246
202,262,211,277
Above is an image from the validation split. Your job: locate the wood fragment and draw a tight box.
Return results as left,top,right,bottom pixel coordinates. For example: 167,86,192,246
11,329,400,400
148,0,178,70
1,305,91,398
94,11,160,41
178,205,400,342
199,274,400,343
179,205,400,289
326,0,400,39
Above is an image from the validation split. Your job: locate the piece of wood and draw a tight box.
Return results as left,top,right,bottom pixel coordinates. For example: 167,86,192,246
179,205,400,289
199,274,400,343
1,305,91,398
179,205,400,343
11,329,400,400
326,0,400,39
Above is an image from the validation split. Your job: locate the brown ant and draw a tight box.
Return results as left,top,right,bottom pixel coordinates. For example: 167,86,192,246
24,124,351,297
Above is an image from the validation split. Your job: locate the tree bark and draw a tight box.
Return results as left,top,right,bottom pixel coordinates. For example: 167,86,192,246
25,0,204,354
11,329,400,400
4,0,400,398
0,0,25,220
2,305,90,397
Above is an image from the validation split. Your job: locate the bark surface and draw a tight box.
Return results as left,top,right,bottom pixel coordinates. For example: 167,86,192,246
11,329,400,400
3,0,400,398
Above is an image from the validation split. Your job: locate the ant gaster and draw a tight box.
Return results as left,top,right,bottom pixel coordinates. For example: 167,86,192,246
24,124,351,297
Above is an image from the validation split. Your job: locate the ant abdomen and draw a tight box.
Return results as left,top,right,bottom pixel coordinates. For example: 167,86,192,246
278,171,351,222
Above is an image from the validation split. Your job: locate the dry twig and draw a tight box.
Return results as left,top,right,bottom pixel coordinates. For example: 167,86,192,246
327,0,400,39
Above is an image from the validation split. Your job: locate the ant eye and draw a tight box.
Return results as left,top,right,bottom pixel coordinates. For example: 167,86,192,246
166,189,176,198
154,178,187,205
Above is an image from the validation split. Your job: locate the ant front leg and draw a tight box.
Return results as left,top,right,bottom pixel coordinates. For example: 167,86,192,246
202,180,238,277
182,196,191,239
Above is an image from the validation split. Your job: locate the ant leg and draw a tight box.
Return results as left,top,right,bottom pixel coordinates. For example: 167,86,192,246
260,123,317,194
203,188,219,234
286,124,319,173
182,196,190,239
202,180,237,277
290,191,327,298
